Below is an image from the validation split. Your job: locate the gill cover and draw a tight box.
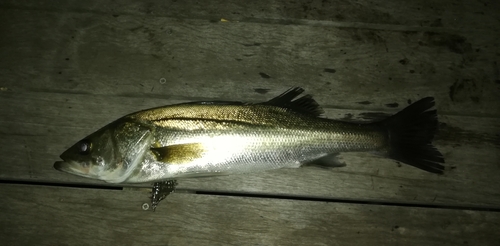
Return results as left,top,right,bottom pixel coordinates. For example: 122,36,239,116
105,121,154,183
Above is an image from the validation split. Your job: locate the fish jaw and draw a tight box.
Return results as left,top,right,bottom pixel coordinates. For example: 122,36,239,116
53,160,125,183
53,160,96,179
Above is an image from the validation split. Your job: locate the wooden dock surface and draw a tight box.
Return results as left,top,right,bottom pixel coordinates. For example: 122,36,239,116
0,0,499,245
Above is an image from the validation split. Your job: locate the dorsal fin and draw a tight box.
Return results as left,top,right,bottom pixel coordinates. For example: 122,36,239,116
177,101,247,106
261,87,324,116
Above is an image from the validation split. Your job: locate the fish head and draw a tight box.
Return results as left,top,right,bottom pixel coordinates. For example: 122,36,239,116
54,120,153,183
54,126,119,181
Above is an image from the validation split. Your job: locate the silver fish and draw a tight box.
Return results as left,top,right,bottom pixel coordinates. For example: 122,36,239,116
54,87,444,184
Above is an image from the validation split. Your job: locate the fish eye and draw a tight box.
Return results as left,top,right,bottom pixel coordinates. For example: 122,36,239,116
78,139,92,155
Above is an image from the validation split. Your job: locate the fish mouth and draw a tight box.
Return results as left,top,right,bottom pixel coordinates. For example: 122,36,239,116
53,161,65,171
53,161,91,177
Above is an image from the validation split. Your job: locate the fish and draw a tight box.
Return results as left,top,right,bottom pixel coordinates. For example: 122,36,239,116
54,87,445,184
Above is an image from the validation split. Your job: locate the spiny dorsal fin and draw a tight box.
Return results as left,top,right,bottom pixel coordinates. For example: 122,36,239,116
262,87,324,117
177,101,247,106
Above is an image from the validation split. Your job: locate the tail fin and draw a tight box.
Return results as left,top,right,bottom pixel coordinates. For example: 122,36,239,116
379,97,445,174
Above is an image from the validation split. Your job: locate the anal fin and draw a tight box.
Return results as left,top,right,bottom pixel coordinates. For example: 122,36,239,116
304,153,347,168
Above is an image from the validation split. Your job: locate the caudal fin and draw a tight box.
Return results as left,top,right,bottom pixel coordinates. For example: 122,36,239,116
379,97,445,174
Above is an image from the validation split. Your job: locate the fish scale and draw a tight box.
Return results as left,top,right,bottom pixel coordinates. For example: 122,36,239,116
54,87,445,184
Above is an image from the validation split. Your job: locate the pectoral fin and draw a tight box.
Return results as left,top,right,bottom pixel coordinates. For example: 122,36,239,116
151,143,205,164
304,153,347,168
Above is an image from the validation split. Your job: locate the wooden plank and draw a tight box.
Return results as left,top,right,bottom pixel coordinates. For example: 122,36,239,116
0,8,498,117
0,3,498,244
1,0,498,32
0,184,498,246
0,0,499,208
1,91,499,207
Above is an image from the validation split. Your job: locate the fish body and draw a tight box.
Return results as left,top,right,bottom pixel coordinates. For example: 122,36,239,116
54,88,444,183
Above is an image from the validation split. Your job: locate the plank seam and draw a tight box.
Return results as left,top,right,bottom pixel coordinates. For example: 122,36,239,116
195,190,500,212
2,179,499,212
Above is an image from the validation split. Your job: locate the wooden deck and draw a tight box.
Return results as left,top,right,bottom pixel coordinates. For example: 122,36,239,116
1,0,499,245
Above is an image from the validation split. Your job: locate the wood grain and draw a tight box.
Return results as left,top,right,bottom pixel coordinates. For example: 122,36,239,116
0,7,498,117
1,0,499,244
0,0,498,207
0,184,499,246
1,0,499,32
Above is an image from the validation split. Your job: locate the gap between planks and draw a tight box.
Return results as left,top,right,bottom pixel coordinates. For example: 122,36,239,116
3,183,500,246
2,179,499,213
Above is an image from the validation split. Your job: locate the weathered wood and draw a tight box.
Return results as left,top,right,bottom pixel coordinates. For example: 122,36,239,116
1,91,498,207
0,184,498,246
0,0,499,244
1,0,498,32
0,0,498,206
0,7,498,117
